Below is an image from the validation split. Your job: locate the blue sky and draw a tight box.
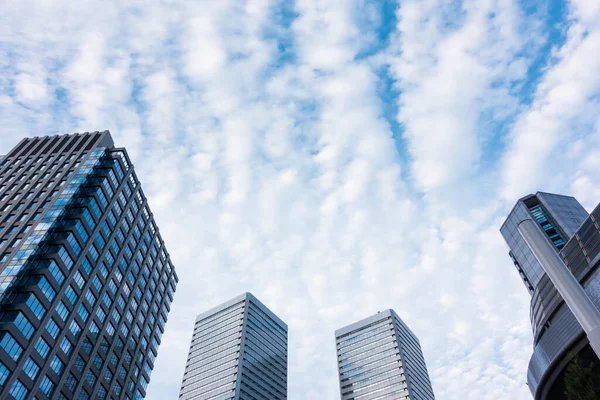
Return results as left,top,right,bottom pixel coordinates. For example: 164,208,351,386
1,0,600,399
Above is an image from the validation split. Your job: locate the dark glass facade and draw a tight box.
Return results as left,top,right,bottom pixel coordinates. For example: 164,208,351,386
179,292,287,400
501,192,600,399
0,132,178,399
335,309,435,400
500,192,588,295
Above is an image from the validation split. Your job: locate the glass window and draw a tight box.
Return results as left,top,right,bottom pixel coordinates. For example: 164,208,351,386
99,263,109,278
81,208,95,230
46,318,60,339
93,354,103,369
9,379,28,400
75,219,89,242
78,304,89,322
60,337,73,356
109,279,117,294
56,301,70,321
65,232,81,256
0,360,9,385
86,370,97,386
89,245,99,261
57,246,73,269
69,320,82,338
102,221,112,237
89,321,100,337
113,381,122,396
111,309,121,323
22,357,40,380
96,307,106,323
85,290,96,306
92,276,103,292
65,374,78,391
81,257,92,274
73,270,85,289
50,355,65,376
34,337,50,359
65,285,77,304
95,233,106,250
105,252,115,267
106,322,115,337
40,375,55,397
103,293,112,308
25,293,46,319
104,368,113,383
82,338,93,354
48,260,65,285
73,355,85,372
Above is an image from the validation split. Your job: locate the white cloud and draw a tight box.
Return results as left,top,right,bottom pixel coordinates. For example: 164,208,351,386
388,0,537,193
501,0,600,200
0,0,599,399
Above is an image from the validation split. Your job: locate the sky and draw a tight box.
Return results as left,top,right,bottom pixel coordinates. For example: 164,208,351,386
1,0,600,399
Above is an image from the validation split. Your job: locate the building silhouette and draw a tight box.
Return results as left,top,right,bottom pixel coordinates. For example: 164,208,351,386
335,309,435,400
501,192,600,399
0,132,178,399
180,292,287,400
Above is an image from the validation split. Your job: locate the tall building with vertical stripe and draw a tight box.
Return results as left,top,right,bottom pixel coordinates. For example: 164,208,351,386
335,310,435,400
501,193,600,399
0,132,178,399
179,292,287,400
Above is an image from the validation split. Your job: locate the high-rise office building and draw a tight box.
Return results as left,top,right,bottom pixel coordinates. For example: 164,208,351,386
500,192,588,295
335,309,435,400
0,132,178,399
179,292,287,400
501,192,600,399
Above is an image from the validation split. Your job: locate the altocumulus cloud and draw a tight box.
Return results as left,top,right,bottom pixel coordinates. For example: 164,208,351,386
1,0,600,399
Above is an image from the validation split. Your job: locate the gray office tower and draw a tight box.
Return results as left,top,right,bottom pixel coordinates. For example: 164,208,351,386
179,292,287,400
0,132,178,399
501,192,600,399
335,309,435,400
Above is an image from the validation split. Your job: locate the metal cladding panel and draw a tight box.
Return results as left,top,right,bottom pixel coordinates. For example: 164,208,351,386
527,263,600,398
537,192,589,239
0,132,178,399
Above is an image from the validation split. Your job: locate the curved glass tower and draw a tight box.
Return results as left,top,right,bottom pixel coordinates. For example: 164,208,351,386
501,192,600,399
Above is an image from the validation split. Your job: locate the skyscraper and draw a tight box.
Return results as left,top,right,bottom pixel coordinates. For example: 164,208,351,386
335,309,435,400
0,132,178,399
501,192,600,399
179,292,287,400
500,192,588,295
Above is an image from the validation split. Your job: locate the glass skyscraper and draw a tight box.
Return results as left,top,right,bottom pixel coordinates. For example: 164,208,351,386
179,292,287,400
501,192,600,399
335,309,435,400
500,192,589,295
0,132,178,399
